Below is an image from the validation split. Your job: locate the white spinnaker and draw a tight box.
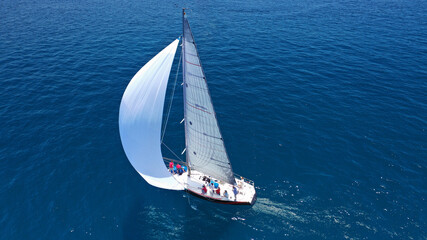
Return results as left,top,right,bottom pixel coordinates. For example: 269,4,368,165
119,39,183,190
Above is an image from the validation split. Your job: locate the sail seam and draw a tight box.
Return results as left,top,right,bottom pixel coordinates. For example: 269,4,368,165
185,60,201,67
187,72,204,79
188,136,225,150
185,82,208,90
186,102,211,114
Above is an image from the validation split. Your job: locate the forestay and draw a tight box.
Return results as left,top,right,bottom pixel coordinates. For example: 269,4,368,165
182,17,236,185
119,39,184,190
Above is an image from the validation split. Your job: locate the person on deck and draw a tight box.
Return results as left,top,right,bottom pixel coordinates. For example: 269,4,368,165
233,186,238,201
216,187,221,195
176,163,182,175
238,177,244,188
209,179,214,190
224,190,229,198
209,182,214,194
169,161,174,173
202,185,207,194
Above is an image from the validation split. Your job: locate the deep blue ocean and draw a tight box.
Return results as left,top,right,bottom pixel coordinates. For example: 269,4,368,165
1,0,426,239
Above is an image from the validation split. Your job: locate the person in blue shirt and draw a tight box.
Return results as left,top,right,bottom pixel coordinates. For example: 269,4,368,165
233,186,238,201
224,190,229,198
176,164,183,175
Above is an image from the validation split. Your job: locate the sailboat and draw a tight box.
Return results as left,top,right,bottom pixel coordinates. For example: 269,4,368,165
119,9,257,205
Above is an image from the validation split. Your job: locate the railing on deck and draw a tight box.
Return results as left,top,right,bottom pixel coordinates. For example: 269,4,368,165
163,157,255,186
234,173,255,186
163,157,187,166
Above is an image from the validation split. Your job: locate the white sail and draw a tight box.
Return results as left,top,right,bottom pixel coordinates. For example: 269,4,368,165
119,39,184,190
182,17,236,184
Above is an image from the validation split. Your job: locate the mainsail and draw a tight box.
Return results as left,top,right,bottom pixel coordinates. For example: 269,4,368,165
182,15,236,184
119,39,184,190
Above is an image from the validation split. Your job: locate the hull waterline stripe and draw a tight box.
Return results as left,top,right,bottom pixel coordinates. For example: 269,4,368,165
185,188,253,205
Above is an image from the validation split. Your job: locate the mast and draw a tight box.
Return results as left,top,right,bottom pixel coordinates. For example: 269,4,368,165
182,8,191,176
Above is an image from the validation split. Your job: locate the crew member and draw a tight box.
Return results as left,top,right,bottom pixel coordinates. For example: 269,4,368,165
169,161,174,173
233,186,238,201
224,190,229,198
176,163,183,175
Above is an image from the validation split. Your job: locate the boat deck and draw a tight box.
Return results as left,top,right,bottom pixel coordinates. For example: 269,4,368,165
172,170,256,205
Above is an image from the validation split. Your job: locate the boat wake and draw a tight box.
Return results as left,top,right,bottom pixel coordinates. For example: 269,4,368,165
190,203,198,211
252,197,306,223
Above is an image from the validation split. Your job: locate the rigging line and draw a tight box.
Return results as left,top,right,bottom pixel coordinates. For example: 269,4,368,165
162,142,183,162
161,50,182,142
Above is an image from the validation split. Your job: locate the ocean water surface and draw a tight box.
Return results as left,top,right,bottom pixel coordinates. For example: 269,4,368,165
1,0,426,239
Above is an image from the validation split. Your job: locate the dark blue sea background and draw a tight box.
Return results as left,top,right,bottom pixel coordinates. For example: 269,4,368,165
1,0,426,239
